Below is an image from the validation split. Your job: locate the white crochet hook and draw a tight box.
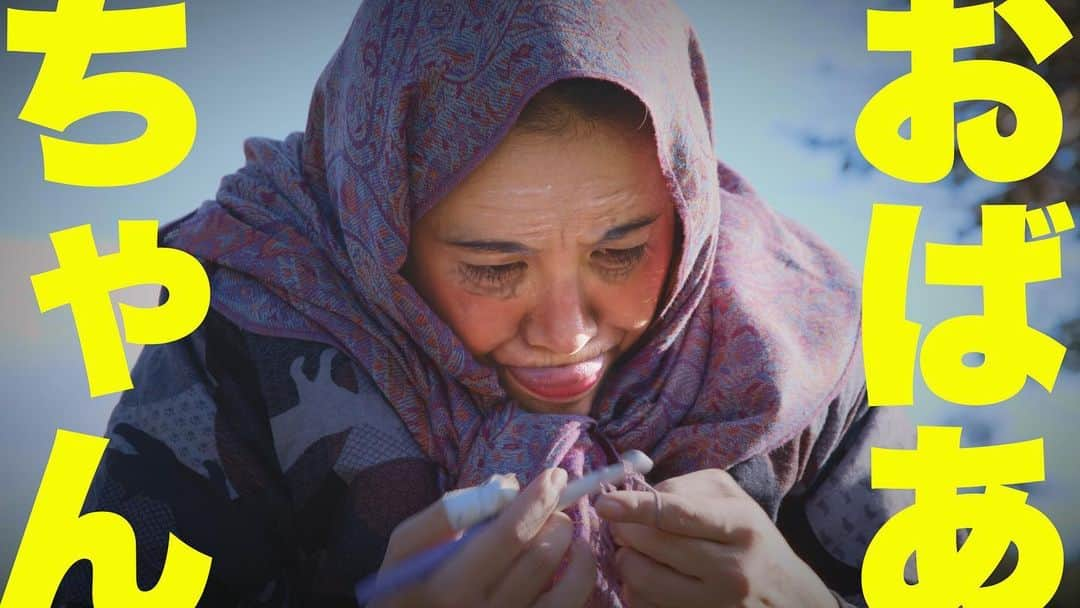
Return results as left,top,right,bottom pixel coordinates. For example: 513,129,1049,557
355,449,654,604
556,448,654,511
443,449,655,530
442,447,652,533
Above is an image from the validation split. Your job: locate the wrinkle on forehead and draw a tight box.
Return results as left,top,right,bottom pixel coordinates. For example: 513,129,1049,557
417,115,671,254
442,187,658,248
483,184,554,197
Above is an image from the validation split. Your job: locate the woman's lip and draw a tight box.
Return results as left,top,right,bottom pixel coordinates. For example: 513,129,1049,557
504,354,606,402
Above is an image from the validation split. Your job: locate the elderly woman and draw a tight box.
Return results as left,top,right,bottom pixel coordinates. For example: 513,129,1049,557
56,1,912,607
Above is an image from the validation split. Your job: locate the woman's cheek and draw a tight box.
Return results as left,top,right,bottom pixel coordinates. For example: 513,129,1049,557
598,279,658,334
632,254,670,315
445,288,522,354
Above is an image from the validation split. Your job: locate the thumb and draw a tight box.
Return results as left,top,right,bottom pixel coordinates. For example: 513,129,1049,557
384,473,520,566
383,499,461,566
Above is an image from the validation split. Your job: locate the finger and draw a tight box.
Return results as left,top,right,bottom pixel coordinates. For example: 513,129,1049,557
487,512,573,606
433,467,567,592
610,521,719,579
615,547,703,608
534,539,597,608
382,497,460,567
369,580,427,608
595,491,752,544
654,468,744,498
622,592,662,608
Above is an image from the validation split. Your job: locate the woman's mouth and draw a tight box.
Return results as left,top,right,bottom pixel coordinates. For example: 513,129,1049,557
504,353,606,403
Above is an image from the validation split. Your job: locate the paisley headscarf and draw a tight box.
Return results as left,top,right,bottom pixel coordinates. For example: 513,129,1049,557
163,1,860,604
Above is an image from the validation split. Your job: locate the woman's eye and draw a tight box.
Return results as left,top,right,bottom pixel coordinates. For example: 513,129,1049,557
459,261,526,289
593,245,647,277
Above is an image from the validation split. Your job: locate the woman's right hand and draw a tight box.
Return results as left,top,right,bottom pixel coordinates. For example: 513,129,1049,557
372,467,597,608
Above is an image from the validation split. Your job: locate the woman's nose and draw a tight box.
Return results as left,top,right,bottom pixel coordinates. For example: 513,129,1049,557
522,275,598,357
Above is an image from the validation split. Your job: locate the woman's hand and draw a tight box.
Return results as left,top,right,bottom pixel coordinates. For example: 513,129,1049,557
374,467,597,608
595,469,837,608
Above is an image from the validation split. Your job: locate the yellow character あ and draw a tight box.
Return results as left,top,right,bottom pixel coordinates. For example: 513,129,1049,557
863,426,1063,607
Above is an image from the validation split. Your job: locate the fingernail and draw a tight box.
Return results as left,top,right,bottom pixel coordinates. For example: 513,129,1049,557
595,495,625,518
550,467,568,486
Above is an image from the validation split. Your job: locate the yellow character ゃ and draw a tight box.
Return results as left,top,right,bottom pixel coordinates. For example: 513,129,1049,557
30,221,210,397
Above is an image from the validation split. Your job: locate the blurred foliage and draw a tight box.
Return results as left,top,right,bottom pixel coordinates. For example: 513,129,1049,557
970,0,1077,219
825,1,1078,210
813,0,1078,369
805,1,1079,603
985,0,1080,372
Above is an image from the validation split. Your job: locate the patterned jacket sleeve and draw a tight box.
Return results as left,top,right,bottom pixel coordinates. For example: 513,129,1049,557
774,386,918,607
52,310,307,606
52,309,438,607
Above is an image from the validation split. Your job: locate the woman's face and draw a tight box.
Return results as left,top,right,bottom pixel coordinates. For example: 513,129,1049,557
402,119,677,416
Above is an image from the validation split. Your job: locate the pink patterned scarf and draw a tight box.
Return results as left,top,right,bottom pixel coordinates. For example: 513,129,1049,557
162,1,861,603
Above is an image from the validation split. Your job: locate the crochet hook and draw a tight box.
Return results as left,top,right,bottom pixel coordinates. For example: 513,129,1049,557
354,449,654,604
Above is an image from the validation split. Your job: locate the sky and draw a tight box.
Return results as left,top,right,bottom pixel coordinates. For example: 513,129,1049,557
1,0,1077,592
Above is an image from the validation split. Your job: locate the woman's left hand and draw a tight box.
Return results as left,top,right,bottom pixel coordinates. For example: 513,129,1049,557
595,468,838,608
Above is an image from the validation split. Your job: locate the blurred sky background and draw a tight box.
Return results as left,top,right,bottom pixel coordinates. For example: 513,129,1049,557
1,0,1077,594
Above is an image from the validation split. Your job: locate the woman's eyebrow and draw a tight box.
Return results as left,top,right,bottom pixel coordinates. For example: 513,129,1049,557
444,213,660,253
598,213,660,242
444,238,534,254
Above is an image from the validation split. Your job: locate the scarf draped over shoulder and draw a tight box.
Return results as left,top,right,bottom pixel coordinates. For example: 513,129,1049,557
162,1,861,604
